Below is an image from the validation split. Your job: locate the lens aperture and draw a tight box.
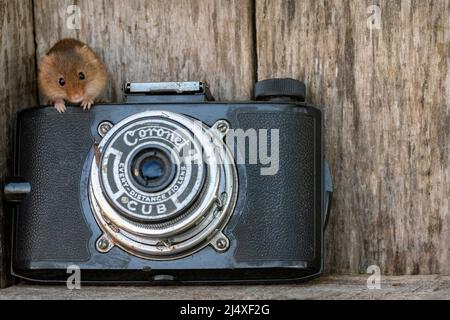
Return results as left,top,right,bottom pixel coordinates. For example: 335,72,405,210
131,147,176,193
140,158,164,180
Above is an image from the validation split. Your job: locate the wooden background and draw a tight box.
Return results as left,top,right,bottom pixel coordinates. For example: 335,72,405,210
0,1,37,288
1,0,449,286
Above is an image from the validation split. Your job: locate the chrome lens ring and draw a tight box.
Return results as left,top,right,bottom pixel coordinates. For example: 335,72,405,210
97,117,206,222
89,111,238,259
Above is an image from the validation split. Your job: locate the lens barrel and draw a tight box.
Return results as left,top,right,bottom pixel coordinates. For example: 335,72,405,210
89,111,238,260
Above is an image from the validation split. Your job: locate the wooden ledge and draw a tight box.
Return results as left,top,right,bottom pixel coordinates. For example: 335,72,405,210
0,275,448,300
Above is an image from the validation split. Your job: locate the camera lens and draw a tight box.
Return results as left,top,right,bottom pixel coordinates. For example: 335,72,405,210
130,147,176,193
91,112,238,258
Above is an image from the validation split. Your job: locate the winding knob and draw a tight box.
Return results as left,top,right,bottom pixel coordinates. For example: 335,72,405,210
255,78,306,102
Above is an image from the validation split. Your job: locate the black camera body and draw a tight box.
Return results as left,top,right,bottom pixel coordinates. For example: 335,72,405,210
6,79,332,284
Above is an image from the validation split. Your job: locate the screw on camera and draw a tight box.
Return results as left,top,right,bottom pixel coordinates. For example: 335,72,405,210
96,237,112,253
216,238,227,249
97,121,114,137
215,120,230,134
211,233,229,252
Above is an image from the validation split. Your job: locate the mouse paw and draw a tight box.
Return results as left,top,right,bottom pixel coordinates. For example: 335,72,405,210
54,101,67,113
81,98,94,110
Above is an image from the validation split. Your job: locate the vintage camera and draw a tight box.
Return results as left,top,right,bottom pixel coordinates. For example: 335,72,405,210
4,79,332,284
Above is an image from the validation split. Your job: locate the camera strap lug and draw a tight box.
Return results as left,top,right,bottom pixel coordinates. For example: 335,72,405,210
3,177,31,203
323,161,333,229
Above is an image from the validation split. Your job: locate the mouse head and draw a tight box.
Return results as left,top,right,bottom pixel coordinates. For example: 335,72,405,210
38,45,107,103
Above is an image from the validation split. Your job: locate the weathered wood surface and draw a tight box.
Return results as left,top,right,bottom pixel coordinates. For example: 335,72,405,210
0,0,38,288
33,0,255,102
1,0,449,285
0,275,449,300
257,0,450,275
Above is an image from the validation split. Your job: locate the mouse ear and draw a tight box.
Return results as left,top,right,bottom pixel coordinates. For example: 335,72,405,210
39,54,54,70
78,45,101,66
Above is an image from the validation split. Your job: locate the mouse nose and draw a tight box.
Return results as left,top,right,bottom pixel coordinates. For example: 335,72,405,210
70,90,84,102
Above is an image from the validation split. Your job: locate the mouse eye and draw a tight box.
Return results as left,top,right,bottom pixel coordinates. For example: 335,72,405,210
79,72,85,80
59,78,65,86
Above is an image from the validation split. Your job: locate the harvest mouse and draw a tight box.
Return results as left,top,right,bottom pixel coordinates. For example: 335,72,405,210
38,38,108,113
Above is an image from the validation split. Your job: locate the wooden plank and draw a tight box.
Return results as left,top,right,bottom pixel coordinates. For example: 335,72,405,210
0,275,449,299
33,0,255,102
0,0,38,288
257,0,450,275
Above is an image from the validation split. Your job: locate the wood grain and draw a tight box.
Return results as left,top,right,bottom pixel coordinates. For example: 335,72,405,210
0,0,38,287
1,0,449,285
33,0,255,102
257,0,450,275
0,275,449,300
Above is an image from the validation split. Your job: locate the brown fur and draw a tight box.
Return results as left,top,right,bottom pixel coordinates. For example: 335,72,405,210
38,39,108,110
